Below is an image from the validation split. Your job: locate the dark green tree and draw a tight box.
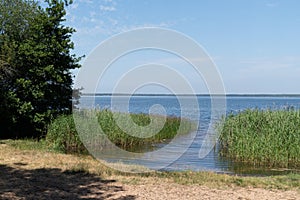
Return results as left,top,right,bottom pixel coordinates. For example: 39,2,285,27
0,0,81,138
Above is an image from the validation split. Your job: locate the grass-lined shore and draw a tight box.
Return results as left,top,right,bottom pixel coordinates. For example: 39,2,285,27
2,139,300,191
46,109,196,154
218,109,300,168
3,108,300,197
97,110,196,150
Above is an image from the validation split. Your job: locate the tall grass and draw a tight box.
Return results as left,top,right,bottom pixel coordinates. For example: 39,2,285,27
46,109,196,153
46,114,87,154
218,109,300,168
97,110,195,150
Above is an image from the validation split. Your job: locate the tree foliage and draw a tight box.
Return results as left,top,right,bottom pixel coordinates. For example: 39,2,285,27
0,0,81,138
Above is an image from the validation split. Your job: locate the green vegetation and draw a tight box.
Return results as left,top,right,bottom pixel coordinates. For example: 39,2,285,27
218,109,300,168
46,114,87,154
4,138,47,151
46,110,196,153
97,110,196,150
0,0,81,138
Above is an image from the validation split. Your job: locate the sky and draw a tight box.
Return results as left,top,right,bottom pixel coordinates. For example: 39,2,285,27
63,0,300,94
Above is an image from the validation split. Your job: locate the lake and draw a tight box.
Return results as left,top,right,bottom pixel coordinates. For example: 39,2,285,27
78,95,300,174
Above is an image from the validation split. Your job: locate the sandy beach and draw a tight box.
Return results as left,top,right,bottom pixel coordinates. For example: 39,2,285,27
0,142,299,200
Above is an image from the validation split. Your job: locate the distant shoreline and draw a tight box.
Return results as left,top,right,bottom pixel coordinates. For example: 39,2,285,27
81,93,300,97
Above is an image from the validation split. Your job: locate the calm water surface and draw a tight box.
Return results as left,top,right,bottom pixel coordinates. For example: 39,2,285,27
79,95,300,174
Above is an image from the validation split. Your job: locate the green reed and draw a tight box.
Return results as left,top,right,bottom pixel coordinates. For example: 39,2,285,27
96,109,196,150
218,109,300,168
47,109,196,153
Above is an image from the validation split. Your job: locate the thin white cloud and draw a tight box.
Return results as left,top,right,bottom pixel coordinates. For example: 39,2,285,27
89,11,96,17
218,56,300,93
118,22,173,33
100,5,116,11
99,0,117,12
235,57,300,82
66,0,175,38
266,2,278,7
65,0,179,61
79,0,93,3
70,3,79,10
151,57,213,67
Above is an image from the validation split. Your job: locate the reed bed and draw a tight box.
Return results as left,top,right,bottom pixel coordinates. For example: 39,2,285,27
96,109,196,150
218,109,300,168
47,109,196,153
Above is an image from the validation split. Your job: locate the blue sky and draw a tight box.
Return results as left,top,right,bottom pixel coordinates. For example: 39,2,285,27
64,0,300,94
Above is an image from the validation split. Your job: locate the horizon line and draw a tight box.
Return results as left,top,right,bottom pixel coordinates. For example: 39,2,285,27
80,93,300,97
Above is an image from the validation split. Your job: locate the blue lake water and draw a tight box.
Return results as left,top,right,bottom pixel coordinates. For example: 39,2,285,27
78,95,300,174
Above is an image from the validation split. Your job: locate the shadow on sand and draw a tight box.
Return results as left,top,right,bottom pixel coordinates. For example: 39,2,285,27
0,164,135,200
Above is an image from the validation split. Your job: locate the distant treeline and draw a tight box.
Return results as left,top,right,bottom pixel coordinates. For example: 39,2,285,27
81,93,300,97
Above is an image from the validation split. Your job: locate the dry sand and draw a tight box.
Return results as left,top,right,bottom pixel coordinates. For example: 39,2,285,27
0,142,299,200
